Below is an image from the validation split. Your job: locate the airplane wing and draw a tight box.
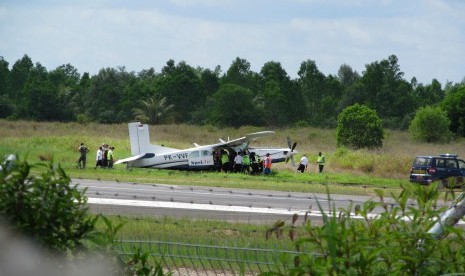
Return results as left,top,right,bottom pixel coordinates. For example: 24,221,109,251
212,131,275,149
114,153,155,165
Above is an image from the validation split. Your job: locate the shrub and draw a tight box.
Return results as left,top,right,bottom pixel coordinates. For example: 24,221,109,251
76,113,90,124
409,106,451,143
0,155,97,253
0,155,167,275
266,184,465,275
336,104,384,149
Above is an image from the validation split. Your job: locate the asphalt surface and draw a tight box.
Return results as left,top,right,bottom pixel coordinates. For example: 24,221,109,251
73,178,417,225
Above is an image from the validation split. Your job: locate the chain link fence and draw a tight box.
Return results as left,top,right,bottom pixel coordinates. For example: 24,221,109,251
116,240,304,275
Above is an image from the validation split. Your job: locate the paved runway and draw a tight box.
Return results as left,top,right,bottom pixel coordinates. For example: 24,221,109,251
72,178,443,225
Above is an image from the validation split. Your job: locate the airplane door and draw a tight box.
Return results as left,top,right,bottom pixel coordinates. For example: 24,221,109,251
188,150,214,169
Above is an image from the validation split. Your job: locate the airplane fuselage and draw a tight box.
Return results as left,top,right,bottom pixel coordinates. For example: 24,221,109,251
115,122,297,170
127,147,291,170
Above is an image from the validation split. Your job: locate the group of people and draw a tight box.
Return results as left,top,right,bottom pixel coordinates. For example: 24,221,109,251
297,152,326,173
77,142,115,169
216,149,325,175
218,150,273,175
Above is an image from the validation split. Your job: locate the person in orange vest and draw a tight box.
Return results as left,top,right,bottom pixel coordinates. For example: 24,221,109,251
263,153,272,175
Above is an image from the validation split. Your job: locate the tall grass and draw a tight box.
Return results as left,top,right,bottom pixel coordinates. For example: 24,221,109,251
2,120,464,180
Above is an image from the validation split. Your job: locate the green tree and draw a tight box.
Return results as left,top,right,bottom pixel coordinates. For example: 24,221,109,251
321,75,343,127
441,85,465,137
156,60,204,123
119,68,160,123
337,104,384,149
413,78,444,107
258,61,303,126
298,60,342,127
337,63,360,87
206,83,258,127
0,57,13,118
69,72,92,122
9,55,33,118
359,55,416,128
0,56,10,97
337,64,361,113
48,64,81,121
189,67,221,124
222,57,260,93
409,106,451,143
132,95,173,124
85,67,135,123
22,63,67,121
199,66,221,98
298,60,327,126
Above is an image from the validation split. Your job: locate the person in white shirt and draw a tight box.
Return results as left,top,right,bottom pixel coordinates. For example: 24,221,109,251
95,147,103,169
233,152,243,173
297,154,308,173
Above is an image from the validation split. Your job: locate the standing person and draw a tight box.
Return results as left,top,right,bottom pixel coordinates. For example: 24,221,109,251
233,152,243,173
297,154,308,173
250,152,259,175
263,153,272,175
77,143,90,169
214,150,221,172
102,144,109,168
95,147,103,169
221,150,230,173
242,151,251,174
257,154,263,173
108,146,115,169
317,152,326,173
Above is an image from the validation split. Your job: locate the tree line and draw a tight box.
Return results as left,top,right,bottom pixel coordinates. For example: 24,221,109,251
0,54,464,132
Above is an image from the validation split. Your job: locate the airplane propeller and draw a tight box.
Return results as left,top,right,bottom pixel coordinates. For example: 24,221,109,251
285,137,297,167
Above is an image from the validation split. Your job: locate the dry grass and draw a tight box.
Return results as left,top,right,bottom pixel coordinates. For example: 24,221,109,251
1,120,464,180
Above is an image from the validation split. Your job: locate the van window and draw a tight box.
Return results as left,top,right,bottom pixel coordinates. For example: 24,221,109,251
436,159,446,168
459,160,465,169
446,159,457,168
414,157,431,166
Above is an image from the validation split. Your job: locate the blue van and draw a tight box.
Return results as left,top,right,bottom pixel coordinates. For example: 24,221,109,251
409,154,465,187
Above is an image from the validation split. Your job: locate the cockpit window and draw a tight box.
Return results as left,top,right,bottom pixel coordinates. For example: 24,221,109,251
202,150,212,157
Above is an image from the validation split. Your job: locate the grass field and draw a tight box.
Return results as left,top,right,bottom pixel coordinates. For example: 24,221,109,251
1,119,464,184
3,119,464,270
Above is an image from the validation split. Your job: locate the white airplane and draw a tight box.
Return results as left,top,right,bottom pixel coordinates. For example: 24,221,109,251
114,122,297,170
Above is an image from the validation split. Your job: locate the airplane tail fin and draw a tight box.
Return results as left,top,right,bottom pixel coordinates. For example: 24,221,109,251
128,122,151,155
128,122,178,156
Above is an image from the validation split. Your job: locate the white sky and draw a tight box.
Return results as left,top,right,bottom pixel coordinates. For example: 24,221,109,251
0,0,464,85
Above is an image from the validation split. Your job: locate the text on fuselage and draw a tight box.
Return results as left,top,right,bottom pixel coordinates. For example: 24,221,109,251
163,153,188,160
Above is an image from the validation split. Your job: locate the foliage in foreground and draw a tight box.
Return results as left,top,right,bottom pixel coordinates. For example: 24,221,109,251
0,155,97,253
0,155,166,275
265,184,465,275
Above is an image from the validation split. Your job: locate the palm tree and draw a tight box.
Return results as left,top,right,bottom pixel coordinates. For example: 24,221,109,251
132,95,174,124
